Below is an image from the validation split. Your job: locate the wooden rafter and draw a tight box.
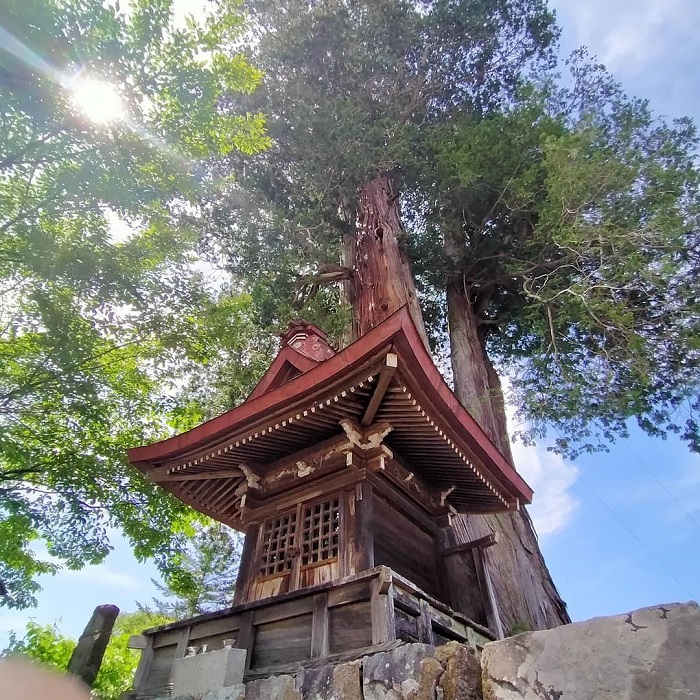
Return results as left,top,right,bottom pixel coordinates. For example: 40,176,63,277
145,462,244,482
361,352,397,427
150,470,242,483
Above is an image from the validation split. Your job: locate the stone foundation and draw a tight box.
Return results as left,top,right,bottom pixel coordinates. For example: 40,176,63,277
141,641,480,700
136,602,700,700
482,601,700,699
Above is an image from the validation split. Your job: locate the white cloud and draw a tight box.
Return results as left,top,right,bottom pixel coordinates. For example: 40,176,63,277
512,440,580,536
552,0,699,75
598,0,691,70
31,548,140,591
503,381,580,536
58,566,140,591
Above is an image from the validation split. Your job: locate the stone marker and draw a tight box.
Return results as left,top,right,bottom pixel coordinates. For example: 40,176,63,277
171,648,247,697
67,604,120,687
481,601,700,699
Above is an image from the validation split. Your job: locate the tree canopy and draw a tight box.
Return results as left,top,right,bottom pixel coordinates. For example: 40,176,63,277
141,522,243,618
204,0,700,457
0,0,270,608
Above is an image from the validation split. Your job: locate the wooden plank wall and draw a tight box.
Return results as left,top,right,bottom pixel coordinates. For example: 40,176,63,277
250,613,313,669
371,493,440,598
440,528,488,627
133,568,493,694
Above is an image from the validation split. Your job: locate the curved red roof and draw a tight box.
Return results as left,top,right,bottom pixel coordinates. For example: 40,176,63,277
128,307,532,523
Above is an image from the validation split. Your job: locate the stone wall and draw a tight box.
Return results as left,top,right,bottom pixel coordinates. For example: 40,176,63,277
482,601,699,699
149,641,481,700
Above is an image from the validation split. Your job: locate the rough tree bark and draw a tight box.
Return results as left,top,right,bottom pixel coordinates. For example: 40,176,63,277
341,173,430,348
345,172,569,632
447,281,570,631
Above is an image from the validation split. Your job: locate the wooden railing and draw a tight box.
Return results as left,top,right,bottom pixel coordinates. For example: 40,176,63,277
130,566,493,696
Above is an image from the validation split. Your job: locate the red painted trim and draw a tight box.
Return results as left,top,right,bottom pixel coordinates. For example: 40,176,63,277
128,307,533,504
246,345,319,401
128,317,401,465
388,317,533,503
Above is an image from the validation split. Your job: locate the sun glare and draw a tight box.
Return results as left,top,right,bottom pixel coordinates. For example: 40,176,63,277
70,78,125,124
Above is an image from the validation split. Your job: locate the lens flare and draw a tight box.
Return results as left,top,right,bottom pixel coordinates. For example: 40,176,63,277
70,78,125,124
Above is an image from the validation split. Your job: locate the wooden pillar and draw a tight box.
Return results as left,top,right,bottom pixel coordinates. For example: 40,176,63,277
370,567,396,644
474,548,504,639
235,611,255,672
311,592,330,658
417,599,434,645
439,526,489,627
173,626,191,661
131,635,154,692
354,481,374,573
233,523,260,605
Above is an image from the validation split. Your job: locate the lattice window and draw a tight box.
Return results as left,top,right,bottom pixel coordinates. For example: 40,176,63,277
301,497,340,566
259,511,297,576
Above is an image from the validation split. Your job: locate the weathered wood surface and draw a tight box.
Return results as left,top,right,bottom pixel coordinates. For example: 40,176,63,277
439,527,488,626
251,613,313,669
233,523,259,605
131,566,493,693
372,491,440,598
311,592,330,658
329,600,373,653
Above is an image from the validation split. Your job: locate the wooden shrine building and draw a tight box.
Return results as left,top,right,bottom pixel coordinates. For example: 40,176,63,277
126,307,533,691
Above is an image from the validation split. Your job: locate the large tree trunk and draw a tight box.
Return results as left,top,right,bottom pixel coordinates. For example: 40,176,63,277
342,173,430,348
345,172,569,633
447,281,570,631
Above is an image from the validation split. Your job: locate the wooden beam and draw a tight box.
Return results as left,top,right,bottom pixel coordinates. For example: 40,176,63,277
361,353,398,427
127,635,148,650
153,470,242,483
260,433,351,484
473,549,504,640
241,468,366,526
440,532,499,557
146,460,244,482
376,452,444,514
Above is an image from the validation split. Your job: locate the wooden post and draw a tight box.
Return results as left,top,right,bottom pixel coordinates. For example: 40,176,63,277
473,549,504,639
131,635,154,693
370,568,396,644
67,604,119,687
173,626,191,661
417,599,434,645
310,592,330,658
354,481,374,573
340,488,355,578
165,625,192,688
233,523,260,605
235,611,255,671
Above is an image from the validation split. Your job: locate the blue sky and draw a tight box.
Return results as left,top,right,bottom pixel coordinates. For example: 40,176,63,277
2,0,700,645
